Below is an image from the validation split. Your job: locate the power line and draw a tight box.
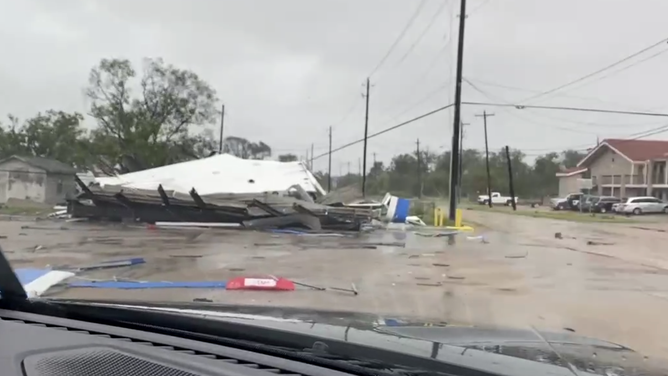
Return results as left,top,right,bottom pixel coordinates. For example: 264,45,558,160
464,79,598,134
465,77,668,128
312,103,455,162
462,101,668,118
394,0,449,67
467,0,491,15
551,47,668,98
368,0,427,78
519,37,668,104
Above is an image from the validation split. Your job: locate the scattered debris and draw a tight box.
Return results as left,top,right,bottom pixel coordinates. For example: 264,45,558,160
68,257,146,271
329,283,358,296
169,255,203,258
586,240,615,246
505,251,528,259
193,298,213,303
555,232,562,239
21,225,69,231
631,226,666,233
69,280,228,289
226,276,295,291
447,276,466,280
417,282,442,287
15,268,76,298
466,235,488,243
564,327,576,332
432,263,449,267
415,231,458,237
292,280,326,291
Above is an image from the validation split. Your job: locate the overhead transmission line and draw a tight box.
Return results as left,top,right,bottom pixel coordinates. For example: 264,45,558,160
311,103,455,162
367,0,427,78
461,101,668,118
518,37,668,104
314,98,668,163
394,0,449,67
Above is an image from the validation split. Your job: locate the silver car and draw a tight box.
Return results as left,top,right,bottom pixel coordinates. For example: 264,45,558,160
619,196,668,215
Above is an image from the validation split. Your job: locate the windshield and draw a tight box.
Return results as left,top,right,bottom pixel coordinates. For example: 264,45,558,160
2,0,668,370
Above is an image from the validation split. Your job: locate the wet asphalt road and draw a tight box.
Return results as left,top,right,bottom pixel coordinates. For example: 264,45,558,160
2,212,668,360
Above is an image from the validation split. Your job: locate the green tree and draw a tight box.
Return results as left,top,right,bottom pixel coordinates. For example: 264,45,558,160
278,153,298,162
562,149,587,168
85,58,219,172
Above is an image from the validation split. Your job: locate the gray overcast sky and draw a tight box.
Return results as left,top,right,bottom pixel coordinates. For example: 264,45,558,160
2,0,668,174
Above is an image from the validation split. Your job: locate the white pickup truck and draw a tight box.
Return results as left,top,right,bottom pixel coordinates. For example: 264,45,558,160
477,192,519,206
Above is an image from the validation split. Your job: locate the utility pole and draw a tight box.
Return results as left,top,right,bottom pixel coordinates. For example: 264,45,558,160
347,161,351,175
448,0,468,221
373,152,377,164
362,78,370,197
328,127,332,192
218,104,225,153
416,139,422,198
310,143,314,170
475,111,494,208
457,120,469,203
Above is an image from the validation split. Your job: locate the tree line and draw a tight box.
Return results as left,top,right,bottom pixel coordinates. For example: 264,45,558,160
310,148,587,200
0,58,273,175
0,56,584,198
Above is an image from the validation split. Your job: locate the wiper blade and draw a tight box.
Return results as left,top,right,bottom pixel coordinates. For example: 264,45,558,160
0,244,27,302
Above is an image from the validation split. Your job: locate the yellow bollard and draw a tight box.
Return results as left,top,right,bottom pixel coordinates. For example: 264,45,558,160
439,211,445,227
455,208,463,228
433,208,440,227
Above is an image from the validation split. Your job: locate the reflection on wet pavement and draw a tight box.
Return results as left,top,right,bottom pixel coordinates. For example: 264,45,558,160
2,211,668,360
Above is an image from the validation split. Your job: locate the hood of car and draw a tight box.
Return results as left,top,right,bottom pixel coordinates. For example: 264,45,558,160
66,300,668,376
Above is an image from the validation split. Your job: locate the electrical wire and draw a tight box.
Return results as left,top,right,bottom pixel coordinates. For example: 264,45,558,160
368,0,427,78
467,0,491,16
394,0,449,67
311,103,455,162
465,77,668,128
464,79,598,135
462,101,668,118
519,37,668,104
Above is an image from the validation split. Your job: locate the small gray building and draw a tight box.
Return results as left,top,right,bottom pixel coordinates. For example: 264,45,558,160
0,156,77,205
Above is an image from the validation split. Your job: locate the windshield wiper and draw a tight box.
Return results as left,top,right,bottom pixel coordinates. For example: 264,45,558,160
0,244,27,303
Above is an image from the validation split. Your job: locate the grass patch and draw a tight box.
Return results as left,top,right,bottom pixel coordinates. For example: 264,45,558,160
466,205,636,223
0,206,53,216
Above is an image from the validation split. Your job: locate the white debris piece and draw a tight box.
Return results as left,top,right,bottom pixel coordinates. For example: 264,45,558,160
24,271,75,298
94,153,325,196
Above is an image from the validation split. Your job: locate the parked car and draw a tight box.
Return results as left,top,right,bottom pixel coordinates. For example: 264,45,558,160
611,197,627,213
578,195,600,212
618,196,668,215
591,196,621,213
477,192,518,206
551,192,583,210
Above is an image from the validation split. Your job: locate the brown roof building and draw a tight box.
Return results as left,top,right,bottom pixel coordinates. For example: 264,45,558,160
555,139,668,199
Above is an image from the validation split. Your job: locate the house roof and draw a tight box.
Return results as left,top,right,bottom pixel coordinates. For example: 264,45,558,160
577,139,668,167
0,155,76,175
555,167,587,177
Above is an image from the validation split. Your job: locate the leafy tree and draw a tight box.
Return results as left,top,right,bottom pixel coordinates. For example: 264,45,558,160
85,58,219,172
562,149,587,168
278,153,298,162
223,136,272,159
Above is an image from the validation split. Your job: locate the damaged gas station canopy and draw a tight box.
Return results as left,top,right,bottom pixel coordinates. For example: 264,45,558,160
94,153,326,196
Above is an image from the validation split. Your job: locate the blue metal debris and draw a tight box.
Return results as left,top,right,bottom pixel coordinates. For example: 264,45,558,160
68,280,227,289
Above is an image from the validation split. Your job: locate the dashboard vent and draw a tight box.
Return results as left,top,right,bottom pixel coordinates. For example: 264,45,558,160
2,317,302,375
